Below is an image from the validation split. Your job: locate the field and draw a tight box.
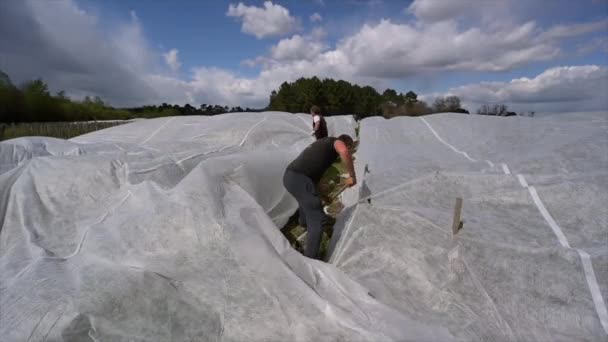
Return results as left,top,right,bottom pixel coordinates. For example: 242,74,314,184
0,121,129,141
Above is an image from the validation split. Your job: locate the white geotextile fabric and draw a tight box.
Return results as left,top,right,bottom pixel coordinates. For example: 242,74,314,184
329,112,608,341
0,112,453,341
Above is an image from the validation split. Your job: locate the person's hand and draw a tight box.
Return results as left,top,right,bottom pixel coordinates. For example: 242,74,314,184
344,176,357,187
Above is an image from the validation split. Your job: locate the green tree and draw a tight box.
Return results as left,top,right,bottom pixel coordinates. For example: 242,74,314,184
382,89,399,104
0,83,25,123
354,86,381,117
21,79,64,121
268,82,294,111
0,70,13,87
404,91,418,104
267,76,412,117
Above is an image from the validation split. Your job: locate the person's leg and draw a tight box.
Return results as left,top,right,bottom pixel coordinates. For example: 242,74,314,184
301,202,329,259
284,169,307,226
283,170,330,259
298,207,307,227
297,178,331,259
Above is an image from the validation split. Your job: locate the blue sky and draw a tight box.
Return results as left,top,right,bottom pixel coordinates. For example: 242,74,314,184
73,0,414,78
1,0,607,112
79,0,607,81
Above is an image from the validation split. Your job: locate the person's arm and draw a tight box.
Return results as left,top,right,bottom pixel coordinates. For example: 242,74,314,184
334,140,356,186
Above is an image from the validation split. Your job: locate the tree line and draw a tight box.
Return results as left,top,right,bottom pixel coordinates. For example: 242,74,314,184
0,73,262,123
1,70,525,123
266,76,469,118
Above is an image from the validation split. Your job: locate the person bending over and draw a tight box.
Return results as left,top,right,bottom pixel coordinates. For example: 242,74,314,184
283,134,356,259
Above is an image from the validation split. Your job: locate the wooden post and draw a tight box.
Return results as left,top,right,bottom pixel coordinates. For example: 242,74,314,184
452,197,463,236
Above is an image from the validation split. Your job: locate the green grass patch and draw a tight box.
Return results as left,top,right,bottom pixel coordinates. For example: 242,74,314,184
0,121,129,141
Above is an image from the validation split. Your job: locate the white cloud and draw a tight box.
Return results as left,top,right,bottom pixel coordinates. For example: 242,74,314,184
163,49,181,72
322,15,607,78
311,27,327,40
270,34,326,62
427,65,608,113
0,0,158,106
310,13,322,23
576,37,608,56
336,19,562,77
540,19,608,40
111,10,155,73
3,0,607,112
407,0,507,23
129,10,138,21
226,1,297,39
407,0,466,21
242,28,328,66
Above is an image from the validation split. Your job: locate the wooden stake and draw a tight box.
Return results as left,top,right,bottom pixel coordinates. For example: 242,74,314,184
452,197,463,236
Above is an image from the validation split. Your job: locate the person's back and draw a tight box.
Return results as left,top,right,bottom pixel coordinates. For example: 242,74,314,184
287,136,337,183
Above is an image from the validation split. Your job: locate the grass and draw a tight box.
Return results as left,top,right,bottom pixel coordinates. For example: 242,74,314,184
0,121,129,142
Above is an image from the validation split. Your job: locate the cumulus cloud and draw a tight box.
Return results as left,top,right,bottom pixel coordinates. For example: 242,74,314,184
426,65,608,113
332,14,608,78
163,49,181,72
0,0,157,106
226,1,297,39
270,34,327,62
337,19,560,77
310,13,322,23
242,28,328,66
2,0,606,112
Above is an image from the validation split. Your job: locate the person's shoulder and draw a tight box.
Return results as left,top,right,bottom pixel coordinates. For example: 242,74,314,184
314,136,334,145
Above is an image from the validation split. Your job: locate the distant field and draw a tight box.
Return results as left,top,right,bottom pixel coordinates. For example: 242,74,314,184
0,121,130,141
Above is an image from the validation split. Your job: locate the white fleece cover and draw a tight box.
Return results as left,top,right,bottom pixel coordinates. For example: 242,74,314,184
0,112,451,342
331,111,607,341
1,111,606,341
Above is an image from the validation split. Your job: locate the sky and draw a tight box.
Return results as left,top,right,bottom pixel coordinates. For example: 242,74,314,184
0,0,607,113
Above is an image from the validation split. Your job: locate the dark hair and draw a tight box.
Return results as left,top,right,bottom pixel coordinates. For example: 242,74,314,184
338,134,354,148
310,105,321,114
